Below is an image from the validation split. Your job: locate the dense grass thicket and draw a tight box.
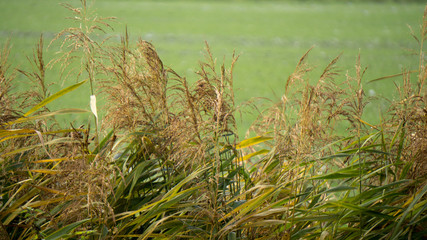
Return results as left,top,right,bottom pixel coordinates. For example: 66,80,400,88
1,1,426,239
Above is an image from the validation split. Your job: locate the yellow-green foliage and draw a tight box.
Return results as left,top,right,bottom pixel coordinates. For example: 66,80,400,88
0,1,425,239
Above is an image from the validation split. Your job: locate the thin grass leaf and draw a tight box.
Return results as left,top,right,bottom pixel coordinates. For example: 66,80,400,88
92,129,114,154
28,169,60,175
395,120,406,163
0,185,42,224
125,186,201,235
24,79,88,117
321,185,356,194
342,132,379,150
291,214,340,222
44,219,90,240
0,129,38,138
400,160,414,179
236,149,269,162
3,195,38,225
220,186,276,222
367,70,417,83
5,108,89,126
0,183,35,214
351,180,410,204
1,137,78,158
137,215,175,240
310,169,361,180
116,167,206,221
242,219,287,228
390,184,427,239
28,193,86,208
127,160,154,199
328,201,394,220
319,153,352,161
0,128,85,143
31,157,69,163
408,199,427,224
32,185,67,195
354,115,379,130
389,120,404,149
251,207,288,218
163,166,207,200
291,227,318,240
235,136,273,149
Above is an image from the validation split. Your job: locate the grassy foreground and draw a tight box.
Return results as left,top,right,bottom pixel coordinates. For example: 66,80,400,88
1,1,426,239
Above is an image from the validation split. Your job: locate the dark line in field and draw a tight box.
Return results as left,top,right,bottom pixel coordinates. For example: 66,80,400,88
0,30,413,52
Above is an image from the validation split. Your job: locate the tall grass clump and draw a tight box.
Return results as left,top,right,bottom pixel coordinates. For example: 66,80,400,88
0,1,426,239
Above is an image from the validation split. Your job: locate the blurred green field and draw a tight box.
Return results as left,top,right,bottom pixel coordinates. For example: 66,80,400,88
0,0,424,136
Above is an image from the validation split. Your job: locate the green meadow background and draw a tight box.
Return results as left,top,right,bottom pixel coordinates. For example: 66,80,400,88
0,0,424,136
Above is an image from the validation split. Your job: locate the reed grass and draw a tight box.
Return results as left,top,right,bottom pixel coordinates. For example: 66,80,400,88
0,1,425,239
